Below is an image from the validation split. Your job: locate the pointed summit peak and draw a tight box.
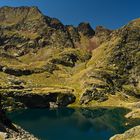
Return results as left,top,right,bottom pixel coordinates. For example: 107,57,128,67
77,22,95,38
0,6,43,25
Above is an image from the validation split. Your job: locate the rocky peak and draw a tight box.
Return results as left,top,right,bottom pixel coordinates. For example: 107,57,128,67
95,26,112,44
0,6,96,58
0,6,43,25
77,22,95,38
48,18,65,30
0,6,77,55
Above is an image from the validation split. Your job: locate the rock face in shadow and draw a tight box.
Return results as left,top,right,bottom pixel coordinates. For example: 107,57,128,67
1,88,76,110
1,66,33,76
77,22,95,37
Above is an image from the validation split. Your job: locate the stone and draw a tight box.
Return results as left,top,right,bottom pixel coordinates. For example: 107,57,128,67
49,102,59,108
110,125,140,140
133,102,140,108
0,132,7,140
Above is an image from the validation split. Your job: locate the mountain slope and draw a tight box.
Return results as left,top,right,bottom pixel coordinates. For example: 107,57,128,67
0,6,139,110
74,18,140,105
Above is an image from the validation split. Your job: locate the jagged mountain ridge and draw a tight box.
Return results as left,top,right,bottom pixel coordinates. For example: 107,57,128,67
0,6,73,49
0,6,94,54
0,6,96,77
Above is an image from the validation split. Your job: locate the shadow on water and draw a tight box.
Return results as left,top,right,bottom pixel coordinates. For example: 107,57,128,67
7,107,140,140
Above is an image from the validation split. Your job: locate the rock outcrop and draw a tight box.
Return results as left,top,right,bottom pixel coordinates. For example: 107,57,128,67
95,26,112,44
1,88,76,111
0,95,38,140
77,22,95,37
110,125,140,140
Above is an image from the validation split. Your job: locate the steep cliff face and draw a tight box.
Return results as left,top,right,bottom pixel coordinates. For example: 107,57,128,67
1,87,76,111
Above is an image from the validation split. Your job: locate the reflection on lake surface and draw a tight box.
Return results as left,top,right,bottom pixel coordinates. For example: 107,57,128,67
7,107,140,140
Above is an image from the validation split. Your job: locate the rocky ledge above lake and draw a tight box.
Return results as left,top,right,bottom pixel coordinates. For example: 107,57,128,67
110,125,140,140
1,87,76,111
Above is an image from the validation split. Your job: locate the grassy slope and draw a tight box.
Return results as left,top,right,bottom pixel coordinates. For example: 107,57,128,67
0,19,140,107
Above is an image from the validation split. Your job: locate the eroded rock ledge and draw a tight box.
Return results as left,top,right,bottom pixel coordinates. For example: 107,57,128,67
1,87,76,111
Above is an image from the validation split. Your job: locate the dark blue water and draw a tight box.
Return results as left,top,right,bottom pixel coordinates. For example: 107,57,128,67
7,107,140,140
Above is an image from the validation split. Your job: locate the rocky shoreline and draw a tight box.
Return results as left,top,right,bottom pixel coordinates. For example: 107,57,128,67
110,125,140,140
1,98,140,140
0,124,39,140
0,95,38,140
109,102,140,140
